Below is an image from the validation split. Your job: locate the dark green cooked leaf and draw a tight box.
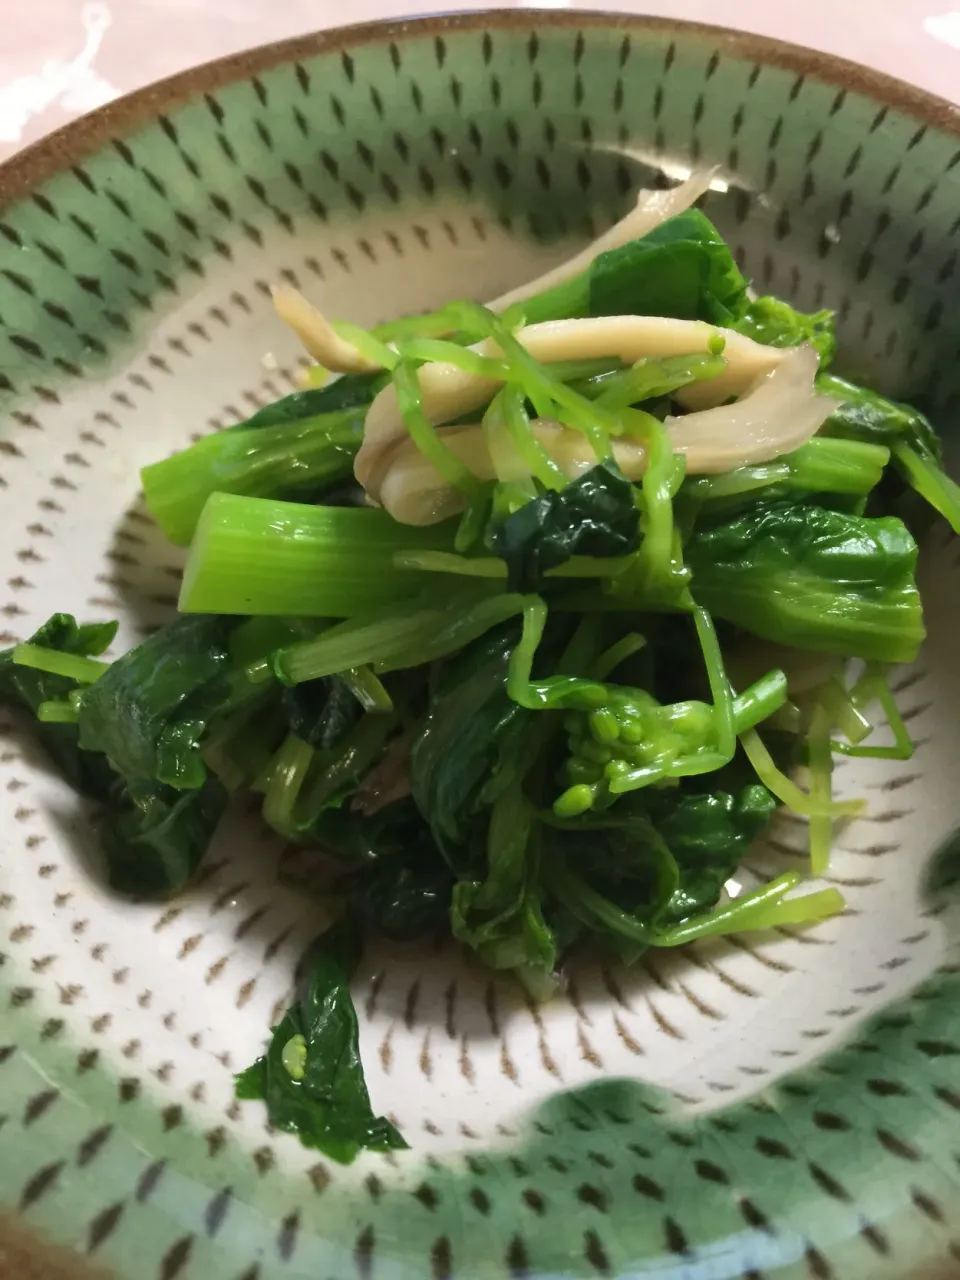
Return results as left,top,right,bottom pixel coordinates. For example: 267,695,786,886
410,632,526,863
490,460,640,592
234,915,407,1163
100,776,228,898
645,783,777,922
78,615,235,789
0,613,117,796
281,676,362,750
687,499,924,664
588,209,748,325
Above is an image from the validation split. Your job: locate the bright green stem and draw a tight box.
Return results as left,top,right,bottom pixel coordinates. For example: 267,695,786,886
13,644,108,684
732,670,789,732
392,359,483,495
37,700,79,723
500,385,566,490
653,873,845,945
341,666,393,712
549,863,844,948
140,409,364,546
807,704,834,876
392,551,634,579
448,301,619,455
833,664,914,760
396,336,510,379
588,633,646,682
818,676,872,745
893,443,960,533
179,493,455,617
594,352,727,411
693,606,735,760
276,589,525,684
684,437,889,505
454,482,495,553
331,320,398,369
262,735,314,837
506,597,608,710
740,727,863,818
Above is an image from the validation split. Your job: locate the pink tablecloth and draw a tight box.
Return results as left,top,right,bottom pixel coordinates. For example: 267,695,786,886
2,1,959,165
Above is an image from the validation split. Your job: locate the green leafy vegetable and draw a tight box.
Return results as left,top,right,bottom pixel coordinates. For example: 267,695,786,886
687,499,925,664
0,614,117,794
101,776,228,898
818,373,942,462
451,770,557,978
179,494,457,618
11,194,955,1162
645,783,777,921
588,210,748,325
489,460,641,591
235,915,407,1162
78,615,235,790
734,295,836,364
505,210,746,327
411,631,526,861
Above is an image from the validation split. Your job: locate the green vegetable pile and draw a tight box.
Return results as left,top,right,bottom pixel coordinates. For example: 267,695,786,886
4,202,958,1164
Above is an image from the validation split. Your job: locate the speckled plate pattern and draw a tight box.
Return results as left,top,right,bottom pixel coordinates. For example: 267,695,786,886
0,12,959,1280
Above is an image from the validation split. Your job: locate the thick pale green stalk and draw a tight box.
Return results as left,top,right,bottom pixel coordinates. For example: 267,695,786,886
141,410,364,546
684,437,889,505
179,493,455,617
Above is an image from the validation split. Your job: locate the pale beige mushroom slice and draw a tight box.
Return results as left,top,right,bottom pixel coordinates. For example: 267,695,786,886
355,316,790,493
666,345,841,473
375,346,836,526
271,284,382,375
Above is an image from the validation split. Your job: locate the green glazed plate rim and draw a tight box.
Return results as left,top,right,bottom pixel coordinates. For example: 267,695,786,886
2,8,959,215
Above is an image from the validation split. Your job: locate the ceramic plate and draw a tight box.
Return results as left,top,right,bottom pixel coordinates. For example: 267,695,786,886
0,12,959,1280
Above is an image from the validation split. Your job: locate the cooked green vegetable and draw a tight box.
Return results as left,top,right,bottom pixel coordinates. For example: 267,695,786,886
686,500,924,663
142,374,388,544
734,295,836,364
5,192,952,1161
511,209,747,326
818,373,941,461
235,915,407,1163
489,459,640,591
